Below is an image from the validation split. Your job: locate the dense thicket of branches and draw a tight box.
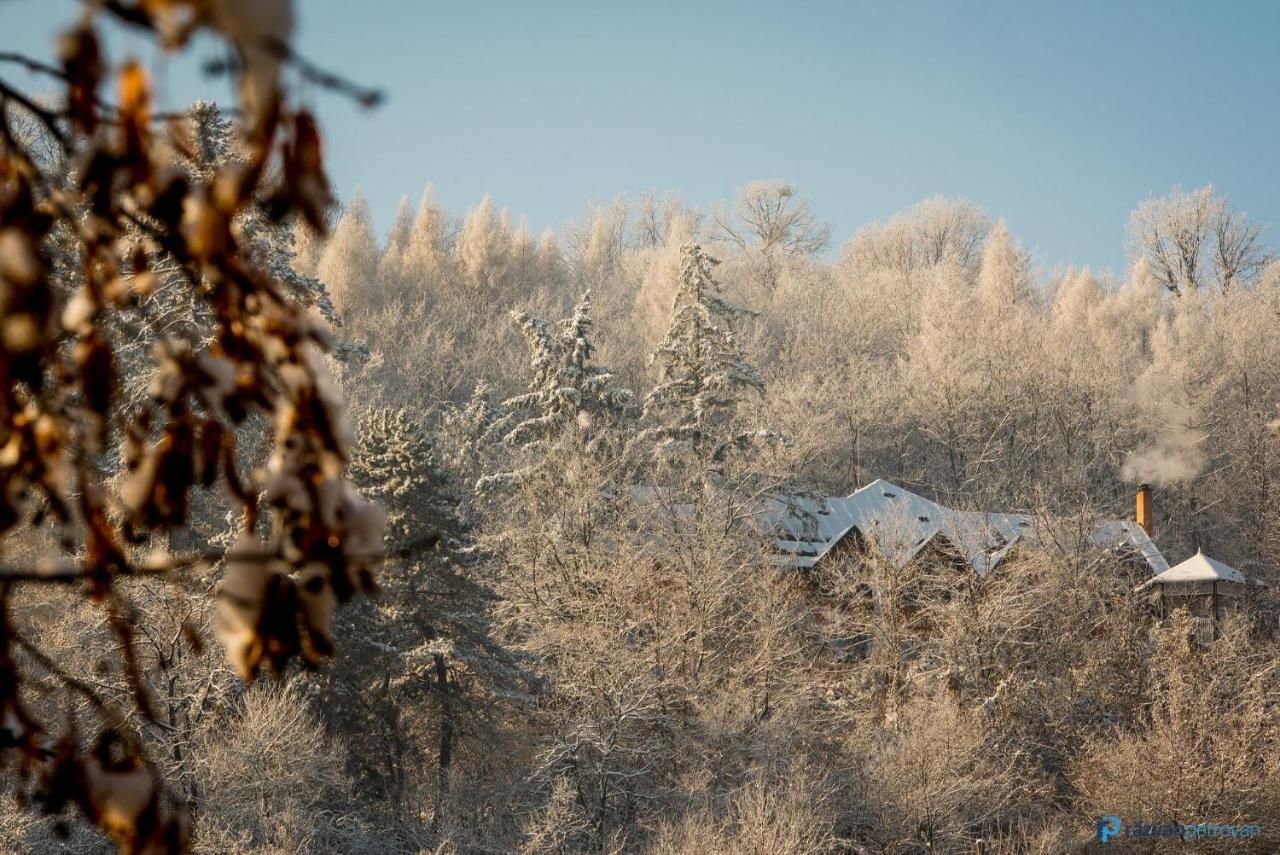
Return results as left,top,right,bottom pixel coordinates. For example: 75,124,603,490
10,159,1280,852
3,6,1280,852
160,178,1277,853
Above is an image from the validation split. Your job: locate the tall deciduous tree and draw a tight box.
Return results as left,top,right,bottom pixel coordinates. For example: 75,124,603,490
316,189,380,315
714,180,829,291
842,196,991,280
401,185,453,290
1127,185,1269,295
376,194,415,292
975,220,1034,309
456,196,512,292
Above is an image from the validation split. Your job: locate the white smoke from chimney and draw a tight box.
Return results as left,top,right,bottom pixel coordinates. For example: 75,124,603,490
1121,370,1206,486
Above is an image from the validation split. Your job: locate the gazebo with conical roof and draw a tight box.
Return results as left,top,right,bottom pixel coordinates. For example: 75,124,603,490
1134,550,1250,623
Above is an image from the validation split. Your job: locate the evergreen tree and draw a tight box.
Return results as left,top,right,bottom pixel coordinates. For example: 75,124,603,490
111,101,334,412
319,405,526,834
489,292,632,447
478,293,632,491
441,381,498,477
640,243,773,468
179,101,332,320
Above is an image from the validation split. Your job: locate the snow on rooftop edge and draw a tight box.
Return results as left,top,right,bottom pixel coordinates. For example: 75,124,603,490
764,478,1169,576
1147,550,1246,585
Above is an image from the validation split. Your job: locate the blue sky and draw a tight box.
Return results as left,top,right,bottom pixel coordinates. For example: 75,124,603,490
2,0,1277,275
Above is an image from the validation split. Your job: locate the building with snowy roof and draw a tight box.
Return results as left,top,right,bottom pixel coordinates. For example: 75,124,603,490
763,478,1169,577
1134,550,1258,630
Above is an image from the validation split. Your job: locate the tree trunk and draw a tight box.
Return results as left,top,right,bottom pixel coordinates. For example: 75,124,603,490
431,653,455,834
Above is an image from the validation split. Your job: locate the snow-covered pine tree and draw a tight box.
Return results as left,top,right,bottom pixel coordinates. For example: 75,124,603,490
494,291,633,447
180,102,335,319
640,243,774,468
442,383,496,478
440,382,497,475
322,404,526,827
477,292,632,491
348,407,449,549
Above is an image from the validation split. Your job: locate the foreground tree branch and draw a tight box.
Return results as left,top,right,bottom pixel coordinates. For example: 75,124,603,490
0,2,389,850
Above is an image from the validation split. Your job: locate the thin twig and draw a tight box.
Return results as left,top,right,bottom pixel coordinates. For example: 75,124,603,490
11,630,114,717
92,1,384,108
0,52,70,82
263,35,385,109
0,78,70,150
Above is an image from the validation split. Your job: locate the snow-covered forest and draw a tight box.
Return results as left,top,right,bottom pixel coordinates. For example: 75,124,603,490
3,3,1280,854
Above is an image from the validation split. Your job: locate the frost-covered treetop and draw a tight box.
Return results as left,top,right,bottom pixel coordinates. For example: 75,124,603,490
487,291,633,450
667,242,754,325
641,243,771,465
181,99,239,178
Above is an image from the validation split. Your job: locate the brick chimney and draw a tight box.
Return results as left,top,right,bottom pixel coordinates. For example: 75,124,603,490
1135,483,1153,537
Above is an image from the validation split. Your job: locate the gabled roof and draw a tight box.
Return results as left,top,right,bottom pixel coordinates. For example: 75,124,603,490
764,478,1169,576
1086,519,1171,577
1141,550,1246,586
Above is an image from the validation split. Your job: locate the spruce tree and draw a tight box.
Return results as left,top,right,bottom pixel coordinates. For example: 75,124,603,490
320,405,526,828
640,243,773,467
490,292,631,446
112,101,334,411
477,292,632,491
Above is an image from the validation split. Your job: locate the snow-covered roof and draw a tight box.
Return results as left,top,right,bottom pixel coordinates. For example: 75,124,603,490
1085,519,1171,578
763,478,1169,576
1140,550,1246,587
